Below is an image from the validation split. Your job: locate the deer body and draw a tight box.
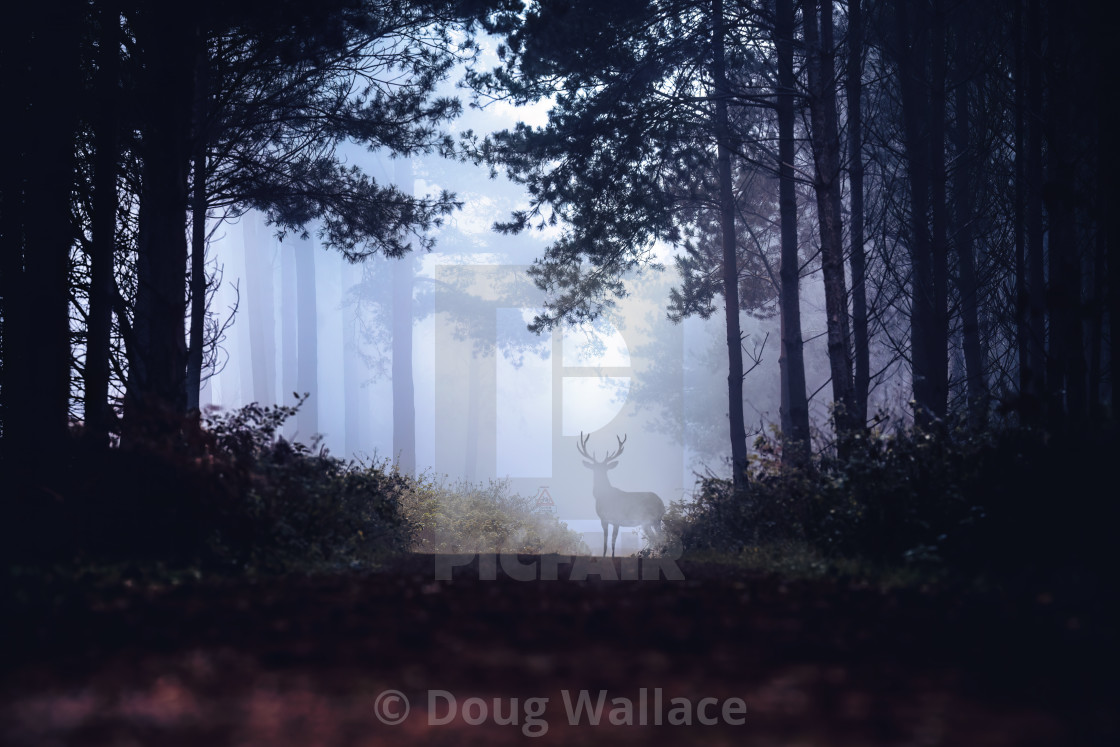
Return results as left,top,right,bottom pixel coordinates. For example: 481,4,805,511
578,433,666,557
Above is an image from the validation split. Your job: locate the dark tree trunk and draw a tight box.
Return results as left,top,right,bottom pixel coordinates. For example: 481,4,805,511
13,3,83,458
953,83,987,428
775,0,810,467
927,0,949,423
128,10,196,422
85,1,121,442
1042,3,1085,427
952,34,987,428
847,0,869,427
0,8,30,455
712,0,750,492
1025,0,1046,424
805,0,856,440
1088,184,1105,416
186,45,209,413
895,0,939,427
1104,3,1120,416
1013,0,1031,421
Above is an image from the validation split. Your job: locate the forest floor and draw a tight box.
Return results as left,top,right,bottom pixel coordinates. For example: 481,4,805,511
1,554,1115,746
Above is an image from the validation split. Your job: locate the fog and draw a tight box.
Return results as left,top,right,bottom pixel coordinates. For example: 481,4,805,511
196,90,907,530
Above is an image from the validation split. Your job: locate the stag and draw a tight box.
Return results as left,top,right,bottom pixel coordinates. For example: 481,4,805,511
578,432,665,557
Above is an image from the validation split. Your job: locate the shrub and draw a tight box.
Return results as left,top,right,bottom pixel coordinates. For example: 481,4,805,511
664,419,1118,579
3,398,592,574
398,475,588,555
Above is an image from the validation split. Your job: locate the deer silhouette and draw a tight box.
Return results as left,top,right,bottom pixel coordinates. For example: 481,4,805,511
578,432,665,557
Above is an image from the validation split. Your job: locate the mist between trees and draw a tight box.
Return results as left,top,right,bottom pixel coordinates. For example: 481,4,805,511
1,0,1116,575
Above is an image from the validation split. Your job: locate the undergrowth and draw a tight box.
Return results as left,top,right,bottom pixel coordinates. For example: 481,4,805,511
664,417,1118,587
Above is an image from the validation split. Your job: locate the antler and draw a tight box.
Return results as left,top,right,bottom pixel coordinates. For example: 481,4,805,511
578,432,627,463
577,431,596,461
603,434,627,462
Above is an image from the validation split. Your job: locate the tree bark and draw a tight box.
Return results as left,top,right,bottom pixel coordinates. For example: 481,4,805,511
846,0,869,427
186,44,209,413
895,0,941,428
4,2,81,459
1013,0,1030,422
712,0,750,492
128,10,196,422
953,76,987,428
85,1,121,442
775,0,810,467
805,0,856,440
928,0,949,424
1025,0,1046,424
1042,3,1084,427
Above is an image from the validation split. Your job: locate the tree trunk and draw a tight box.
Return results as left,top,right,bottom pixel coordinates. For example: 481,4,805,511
805,0,856,440
464,347,481,482
846,0,869,427
186,44,209,413
0,7,30,456
1025,0,1046,424
280,238,299,436
927,0,949,424
712,0,750,492
8,3,83,459
775,0,810,467
342,260,363,458
295,234,319,441
128,10,195,422
1042,3,1084,427
1013,0,1030,422
243,213,276,406
85,1,121,442
953,77,987,428
895,0,939,428
393,160,417,476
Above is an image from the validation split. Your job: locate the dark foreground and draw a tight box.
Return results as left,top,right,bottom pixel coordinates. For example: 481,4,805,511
1,555,1115,746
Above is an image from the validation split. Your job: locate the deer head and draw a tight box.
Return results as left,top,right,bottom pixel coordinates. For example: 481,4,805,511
577,431,626,482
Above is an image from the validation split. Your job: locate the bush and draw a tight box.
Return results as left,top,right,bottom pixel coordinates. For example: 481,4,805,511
3,398,591,574
664,419,1118,580
399,475,588,555
201,401,413,571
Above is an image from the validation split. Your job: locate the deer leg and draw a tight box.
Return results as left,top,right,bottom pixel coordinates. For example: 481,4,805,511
611,524,620,558
601,519,609,557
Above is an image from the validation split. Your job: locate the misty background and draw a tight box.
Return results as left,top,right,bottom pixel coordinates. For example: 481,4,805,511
194,59,905,525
